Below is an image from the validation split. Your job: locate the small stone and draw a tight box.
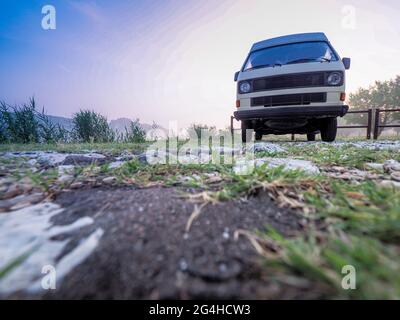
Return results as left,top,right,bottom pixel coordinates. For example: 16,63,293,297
379,180,400,189
238,157,320,175
137,153,148,164
62,154,106,166
219,263,228,273
222,228,230,240
206,175,222,184
102,176,116,184
0,177,14,186
365,163,384,171
3,184,23,200
58,175,74,184
70,182,83,189
178,154,201,165
247,142,286,154
156,254,164,262
0,194,25,211
9,193,45,211
27,159,37,166
19,177,34,192
0,193,45,212
383,160,400,173
390,172,400,182
58,165,75,176
108,161,124,169
179,258,188,271
37,152,68,166
115,151,135,161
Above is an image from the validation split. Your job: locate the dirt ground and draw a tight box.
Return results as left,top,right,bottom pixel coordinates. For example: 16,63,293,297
10,186,321,299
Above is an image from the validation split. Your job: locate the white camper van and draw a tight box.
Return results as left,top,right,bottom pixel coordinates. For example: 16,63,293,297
234,33,350,142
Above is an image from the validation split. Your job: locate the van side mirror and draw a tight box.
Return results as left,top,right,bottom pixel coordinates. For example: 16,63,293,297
234,71,239,82
342,57,351,70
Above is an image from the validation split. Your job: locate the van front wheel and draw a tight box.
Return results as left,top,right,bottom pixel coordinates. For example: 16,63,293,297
320,117,337,142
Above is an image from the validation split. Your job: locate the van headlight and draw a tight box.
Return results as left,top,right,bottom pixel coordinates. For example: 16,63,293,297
239,81,251,93
326,72,343,86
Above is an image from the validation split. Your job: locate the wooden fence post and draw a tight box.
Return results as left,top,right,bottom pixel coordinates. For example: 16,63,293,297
373,108,380,140
366,108,372,139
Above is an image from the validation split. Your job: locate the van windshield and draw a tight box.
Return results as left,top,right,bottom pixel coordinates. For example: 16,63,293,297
243,41,338,71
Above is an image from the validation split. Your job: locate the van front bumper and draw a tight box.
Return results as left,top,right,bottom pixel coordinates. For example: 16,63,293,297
234,105,349,120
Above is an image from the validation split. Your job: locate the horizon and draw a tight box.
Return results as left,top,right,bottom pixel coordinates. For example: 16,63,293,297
1,0,399,129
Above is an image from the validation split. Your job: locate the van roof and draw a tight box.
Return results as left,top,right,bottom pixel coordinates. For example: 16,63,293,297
251,32,329,52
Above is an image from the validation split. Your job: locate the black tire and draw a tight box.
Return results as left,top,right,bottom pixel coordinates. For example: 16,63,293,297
255,131,262,141
307,133,316,141
320,117,337,142
241,121,253,143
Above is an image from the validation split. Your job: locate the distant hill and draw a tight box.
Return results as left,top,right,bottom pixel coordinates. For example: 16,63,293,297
109,118,166,133
46,115,165,134
46,115,74,131
109,118,132,133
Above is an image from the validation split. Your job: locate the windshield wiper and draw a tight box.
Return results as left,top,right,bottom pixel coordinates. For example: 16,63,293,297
285,58,317,65
247,64,272,70
317,57,332,62
247,63,282,71
286,57,332,65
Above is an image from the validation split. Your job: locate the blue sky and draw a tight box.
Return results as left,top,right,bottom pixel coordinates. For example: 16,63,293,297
1,0,399,128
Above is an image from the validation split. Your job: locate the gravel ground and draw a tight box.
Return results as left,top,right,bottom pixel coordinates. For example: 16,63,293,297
2,140,400,299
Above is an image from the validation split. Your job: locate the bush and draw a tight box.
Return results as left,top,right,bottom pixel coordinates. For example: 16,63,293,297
187,123,216,140
72,110,114,143
0,98,149,144
0,98,67,144
122,119,146,143
37,110,70,143
0,102,9,143
0,98,40,143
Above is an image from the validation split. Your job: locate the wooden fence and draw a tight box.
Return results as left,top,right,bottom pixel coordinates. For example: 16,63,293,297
373,108,400,139
338,109,372,139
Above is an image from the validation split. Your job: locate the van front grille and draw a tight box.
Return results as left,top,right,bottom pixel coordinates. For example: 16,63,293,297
251,92,326,107
252,72,326,92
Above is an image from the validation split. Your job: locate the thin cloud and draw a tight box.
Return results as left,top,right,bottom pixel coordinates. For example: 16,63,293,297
69,1,106,23
58,64,72,73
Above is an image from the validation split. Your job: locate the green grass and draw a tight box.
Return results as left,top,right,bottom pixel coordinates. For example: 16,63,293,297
250,177,400,299
112,159,228,188
261,228,400,299
283,143,400,169
306,180,400,243
0,142,151,154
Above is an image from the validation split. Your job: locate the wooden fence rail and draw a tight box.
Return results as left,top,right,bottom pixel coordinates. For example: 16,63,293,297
338,109,372,139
